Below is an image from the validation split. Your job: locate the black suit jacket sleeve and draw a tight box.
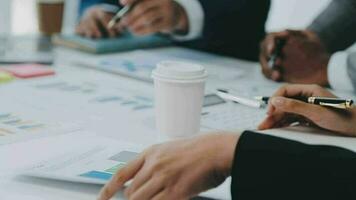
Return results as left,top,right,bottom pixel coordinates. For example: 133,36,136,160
231,131,356,200
178,0,270,61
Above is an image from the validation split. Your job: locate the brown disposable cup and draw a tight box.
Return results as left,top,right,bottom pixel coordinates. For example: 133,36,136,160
37,0,65,35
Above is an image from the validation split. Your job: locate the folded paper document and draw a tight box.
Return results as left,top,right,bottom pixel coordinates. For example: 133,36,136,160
53,34,172,54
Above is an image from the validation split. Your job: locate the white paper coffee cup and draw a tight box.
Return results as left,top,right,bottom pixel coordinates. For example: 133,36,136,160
152,61,208,140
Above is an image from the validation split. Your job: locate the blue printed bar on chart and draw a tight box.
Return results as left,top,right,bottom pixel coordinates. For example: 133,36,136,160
80,171,113,181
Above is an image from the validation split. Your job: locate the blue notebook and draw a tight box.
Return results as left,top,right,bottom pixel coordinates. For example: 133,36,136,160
53,33,172,54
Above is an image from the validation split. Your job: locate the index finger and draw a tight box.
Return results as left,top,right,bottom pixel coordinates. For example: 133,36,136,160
272,84,336,99
98,155,145,200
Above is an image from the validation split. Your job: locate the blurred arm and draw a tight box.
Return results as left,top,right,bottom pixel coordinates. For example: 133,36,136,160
347,52,356,93
308,0,356,53
327,51,355,92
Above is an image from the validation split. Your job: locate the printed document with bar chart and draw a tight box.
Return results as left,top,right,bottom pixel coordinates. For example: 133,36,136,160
0,111,80,145
22,136,142,185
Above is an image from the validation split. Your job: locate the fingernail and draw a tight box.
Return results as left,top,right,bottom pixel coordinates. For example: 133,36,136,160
271,97,285,107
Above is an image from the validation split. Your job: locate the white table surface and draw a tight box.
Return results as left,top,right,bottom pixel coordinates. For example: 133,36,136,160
0,46,354,200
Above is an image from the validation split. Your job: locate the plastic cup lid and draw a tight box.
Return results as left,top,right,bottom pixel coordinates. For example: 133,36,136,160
152,61,208,82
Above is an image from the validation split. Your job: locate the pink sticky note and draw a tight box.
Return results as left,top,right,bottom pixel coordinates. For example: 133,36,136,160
0,64,55,79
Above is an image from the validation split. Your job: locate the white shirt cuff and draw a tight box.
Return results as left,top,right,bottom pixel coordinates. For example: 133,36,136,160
172,0,204,41
328,52,354,91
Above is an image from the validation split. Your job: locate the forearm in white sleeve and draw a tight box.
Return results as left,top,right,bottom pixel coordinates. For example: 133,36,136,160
172,0,204,41
328,51,354,91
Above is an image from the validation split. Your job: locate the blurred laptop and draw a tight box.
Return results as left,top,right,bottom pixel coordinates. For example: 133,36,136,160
0,35,54,64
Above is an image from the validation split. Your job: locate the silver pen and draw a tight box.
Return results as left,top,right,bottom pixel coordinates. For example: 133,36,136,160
107,5,132,29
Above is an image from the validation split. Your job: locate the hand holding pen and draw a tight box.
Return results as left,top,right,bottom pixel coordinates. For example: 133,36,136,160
259,30,330,85
267,38,286,70
259,31,289,81
108,0,189,36
76,6,121,38
256,96,353,109
258,84,356,136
